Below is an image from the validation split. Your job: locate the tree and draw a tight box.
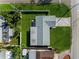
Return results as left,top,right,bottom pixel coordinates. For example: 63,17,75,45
12,11,22,27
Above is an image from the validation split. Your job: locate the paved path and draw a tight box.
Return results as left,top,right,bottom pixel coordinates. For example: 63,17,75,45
56,17,71,26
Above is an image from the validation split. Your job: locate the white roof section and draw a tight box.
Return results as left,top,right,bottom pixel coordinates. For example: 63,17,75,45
0,16,4,26
22,49,27,56
29,50,36,59
0,50,5,59
43,19,50,45
30,27,37,45
0,49,12,59
6,51,12,59
0,28,2,43
9,29,14,37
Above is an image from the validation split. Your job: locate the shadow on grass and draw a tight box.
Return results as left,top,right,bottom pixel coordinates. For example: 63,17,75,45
22,12,48,15
27,31,30,47
17,33,20,45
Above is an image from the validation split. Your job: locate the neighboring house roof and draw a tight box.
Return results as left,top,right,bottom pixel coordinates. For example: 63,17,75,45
9,29,14,37
0,16,4,43
0,16,14,43
29,49,54,59
0,16,5,27
0,16,4,20
0,49,12,59
0,28,2,43
30,16,56,46
0,49,5,59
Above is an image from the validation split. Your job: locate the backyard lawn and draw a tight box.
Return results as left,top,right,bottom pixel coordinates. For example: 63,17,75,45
0,4,13,11
50,27,71,52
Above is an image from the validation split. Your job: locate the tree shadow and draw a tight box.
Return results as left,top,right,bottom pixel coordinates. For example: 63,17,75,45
17,33,20,45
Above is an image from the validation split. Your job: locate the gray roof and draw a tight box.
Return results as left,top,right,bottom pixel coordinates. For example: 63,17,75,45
30,16,56,46
46,21,56,27
0,50,5,59
0,50,12,59
36,17,43,45
0,16,4,20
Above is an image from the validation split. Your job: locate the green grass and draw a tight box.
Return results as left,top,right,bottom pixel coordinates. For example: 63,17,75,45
21,14,31,48
50,27,71,52
0,4,13,11
14,3,71,17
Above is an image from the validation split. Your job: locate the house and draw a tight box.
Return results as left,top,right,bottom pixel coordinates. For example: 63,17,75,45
0,49,12,59
30,16,56,46
0,16,14,43
28,49,54,59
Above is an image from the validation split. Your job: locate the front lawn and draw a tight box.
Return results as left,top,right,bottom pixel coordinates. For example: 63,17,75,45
50,27,71,52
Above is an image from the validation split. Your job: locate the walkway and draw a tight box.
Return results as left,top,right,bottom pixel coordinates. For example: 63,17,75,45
56,17,71,26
